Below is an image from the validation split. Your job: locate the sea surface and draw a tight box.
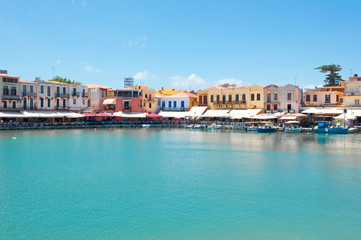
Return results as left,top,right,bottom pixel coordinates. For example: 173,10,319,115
1,128,361,240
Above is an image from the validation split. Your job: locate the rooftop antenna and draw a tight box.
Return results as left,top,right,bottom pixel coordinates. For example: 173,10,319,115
124,77,134,88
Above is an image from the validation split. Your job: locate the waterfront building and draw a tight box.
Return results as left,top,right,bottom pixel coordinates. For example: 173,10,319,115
85,84,110,112
0,70,21,110
156,87,186,96
303,85,344,108
264,84,302,113
160,92,197,111
20,79,37,110
344,74,361,108
68,84,88,111
141,88,161,114
104,88,144,113
197,83,264,110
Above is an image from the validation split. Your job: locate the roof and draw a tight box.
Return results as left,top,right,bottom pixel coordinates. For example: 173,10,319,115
163,92,197,98
19,79,35,83
156,88,186,97
0,73,19,78
85,84,110,89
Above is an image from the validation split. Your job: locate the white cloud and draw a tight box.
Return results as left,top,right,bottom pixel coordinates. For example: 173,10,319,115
127,35,148,47
134,70,155,80
170,74,208,90
214,77,243,86
81,62,102,73
56,60,61,64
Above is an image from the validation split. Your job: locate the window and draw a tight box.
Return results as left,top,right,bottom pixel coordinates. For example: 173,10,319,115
313,95,317,102
229,95,232,102
63,99,66,107
3,78,18,83
235,94,239,102
40,98,44,108
23,85,27,93
266,104,270,111
306,95,310,102
181,101,185,108
3,86,8,95
274,104,277,110
287,104,291,111
203,95,207,104
3,101,7,108
162,101,165,108
325,95,331,103
274,93,278,101
168,101,171,108
149,94,151,99
10,87,16,96
143,102,146,107
242,94,246,101
145,94,148,99
73,99,76,104
63,87,66,94
210,95,214,102
56,99,60,107
12,101,16,108
336,95,339,102
267,93,271,102
257,94,260,101
173,101,177,108
47,98,51,108
199,96,202,105
47,86,51,96
216,95,220,103
287,93,292,101
251,94,255,101
355,99,360,106
30,85,33,93
40,85,44,94
222,95,226,104
149,103,152,108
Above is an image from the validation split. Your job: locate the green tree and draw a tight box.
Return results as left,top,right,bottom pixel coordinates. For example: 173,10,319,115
49,76,82,85
315,64,344,87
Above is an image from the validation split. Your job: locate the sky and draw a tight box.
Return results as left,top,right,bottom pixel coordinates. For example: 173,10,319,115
1,0,361,91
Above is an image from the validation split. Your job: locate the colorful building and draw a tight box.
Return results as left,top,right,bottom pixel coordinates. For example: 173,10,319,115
85,84,110,112
104,88,144,113
160,92,197,111
344,74,361,107
303,85,344,108
0,70,21,110
264,84,302,113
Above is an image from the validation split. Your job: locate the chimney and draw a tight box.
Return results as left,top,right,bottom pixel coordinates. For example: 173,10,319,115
35,77,40,82
161,87,164,90
354,74,358,77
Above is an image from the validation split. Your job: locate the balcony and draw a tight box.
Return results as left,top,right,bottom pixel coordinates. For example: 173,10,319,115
123,106,131,110
345,92,361,96
2,95,20,100
160,107,186,111
55,93,70,98
266,99,279,103
22,92,37,97
72,92,80,97
82,93,88,97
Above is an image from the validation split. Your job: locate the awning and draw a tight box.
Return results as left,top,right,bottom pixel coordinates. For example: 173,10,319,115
334,111,357,120
202,110,231,118
280,116,297,120
302,108,343,115
159,111,187,118
0,111,25,118
66,113,85,118
103,99,116,105
146,113,162,118
251,114,279,120
122,112,147,118
185,106,207,117
280,113,308,120
229,109,262,119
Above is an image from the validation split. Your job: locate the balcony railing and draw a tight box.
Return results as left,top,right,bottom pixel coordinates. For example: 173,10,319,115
345,92,361,96
55,93,70,98
160,107,186,111
22,92,37,97
72,92,80,97
2,95,20,100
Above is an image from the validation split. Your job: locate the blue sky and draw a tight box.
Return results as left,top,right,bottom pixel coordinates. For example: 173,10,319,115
1,0,361,90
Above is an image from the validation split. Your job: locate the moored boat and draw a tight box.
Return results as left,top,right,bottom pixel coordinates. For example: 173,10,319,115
257,126,277,133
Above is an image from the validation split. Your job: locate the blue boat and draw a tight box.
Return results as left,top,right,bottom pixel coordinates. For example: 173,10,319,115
312,122,349,134
257,126,277,133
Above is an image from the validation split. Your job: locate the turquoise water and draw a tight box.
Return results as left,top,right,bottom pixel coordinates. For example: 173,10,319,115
1,129,361,239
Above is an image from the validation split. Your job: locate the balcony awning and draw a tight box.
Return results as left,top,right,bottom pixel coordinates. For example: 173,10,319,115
229,109,262,119
251,114,280,120
302,108,343,115
202,110,231,118
103,99,116,105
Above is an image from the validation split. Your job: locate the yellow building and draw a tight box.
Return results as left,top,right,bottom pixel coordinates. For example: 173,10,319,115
197,83,264,110
156,87,186,97
142,89,160,113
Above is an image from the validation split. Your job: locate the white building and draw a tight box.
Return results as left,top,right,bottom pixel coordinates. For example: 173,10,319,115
160,92,197,111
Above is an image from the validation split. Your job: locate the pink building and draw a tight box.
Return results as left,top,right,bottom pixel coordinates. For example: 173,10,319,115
103,88,144,113
303,87,343,107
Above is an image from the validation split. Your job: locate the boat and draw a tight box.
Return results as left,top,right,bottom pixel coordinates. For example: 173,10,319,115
257,126,277,133
246,125,258,131
184,124,193,129
284,121,302,133
193,124,202,129
142,124,150,128
285,127,302,133
312,122,349,134
207,124,221,130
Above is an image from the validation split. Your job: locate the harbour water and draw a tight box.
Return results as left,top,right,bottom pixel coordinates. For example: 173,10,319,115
1,129,361,239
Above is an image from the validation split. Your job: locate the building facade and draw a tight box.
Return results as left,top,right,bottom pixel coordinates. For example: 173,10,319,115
0,70,21,110
344,74,361,107
104,88,144,113
264,84,302,113
160,92,197,111
303,86,344,108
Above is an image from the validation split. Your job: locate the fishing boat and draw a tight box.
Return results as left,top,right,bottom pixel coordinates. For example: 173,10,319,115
142,124,150,128
312,122,349,134
285,121,302,133
184,124,193,129
193,124,202,129
208,124,221,130
257,126,277,133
